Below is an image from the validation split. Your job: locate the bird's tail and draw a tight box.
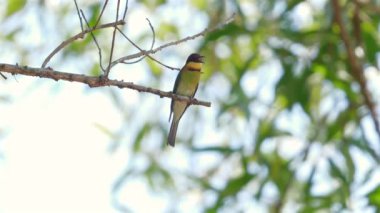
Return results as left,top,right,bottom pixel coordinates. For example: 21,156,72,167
168,120,179,147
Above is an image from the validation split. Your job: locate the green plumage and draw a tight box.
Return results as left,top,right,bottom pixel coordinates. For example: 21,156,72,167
168,54,203,147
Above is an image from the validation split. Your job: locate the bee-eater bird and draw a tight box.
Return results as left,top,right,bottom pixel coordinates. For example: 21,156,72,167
168,53,204,147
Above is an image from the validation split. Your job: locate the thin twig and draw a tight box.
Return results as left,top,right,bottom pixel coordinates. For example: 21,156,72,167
41,20,125,68
115,18,178,70
73,0,84,31
111,13,236,67
331,0,380,140
81,9,106,71
104,0,121,77
122,0,129,21
121,18,156,65
94,0,109,28
0,63,211,107
117,26,147,65
0,72,6,79
116,27,179,70
146,18,155,52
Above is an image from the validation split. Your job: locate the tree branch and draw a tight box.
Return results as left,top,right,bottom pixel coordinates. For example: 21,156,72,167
104,0,121,77
331,0,380,140
111,13,236,66
73,0,84,31
0,72,6,79
41,20,125,68
0,63,211,107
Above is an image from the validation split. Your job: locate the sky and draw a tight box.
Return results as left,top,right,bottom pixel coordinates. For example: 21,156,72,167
0,78,123,212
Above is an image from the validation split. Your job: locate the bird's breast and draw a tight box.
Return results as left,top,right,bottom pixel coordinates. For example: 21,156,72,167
176,71,200,96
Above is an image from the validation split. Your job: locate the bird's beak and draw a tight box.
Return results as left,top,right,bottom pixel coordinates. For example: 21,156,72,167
199,56,205,63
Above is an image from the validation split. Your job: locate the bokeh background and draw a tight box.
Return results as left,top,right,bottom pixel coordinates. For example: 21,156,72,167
1,0,380,212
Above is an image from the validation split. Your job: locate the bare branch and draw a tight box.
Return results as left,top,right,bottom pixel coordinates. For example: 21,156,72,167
111,13,236,66
116,21,179,70
118,18,156,65
146,18,156,51
104,0,122,77
94,0,109,28
80,9,106,71
116,26,147,65
73,0,84,31
0,63,211,107
122,0,129,21
0,72,6,79
331,0,380,140
41,20,125,68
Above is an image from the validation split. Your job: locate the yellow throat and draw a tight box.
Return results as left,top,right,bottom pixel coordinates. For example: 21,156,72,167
186,62,203,71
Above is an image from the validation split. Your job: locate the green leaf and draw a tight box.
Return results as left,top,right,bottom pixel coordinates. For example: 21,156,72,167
210,173,254,210
190,0,207,10
90,64,102,76
368,185,380,207
94,123,123,153
87,3,101,26
349,130,380,163
133,124,152,152
340,143,355,184
156,23,179,40
140,0,167,10
204,23,247,42
6,0,26,17
328,158,347,185
146,58,163,77
191,146,240,154
94,123,114,137
303,166,317,204
144,160,174,191
286,0,305,13
275,56,311,112
362,21,380,65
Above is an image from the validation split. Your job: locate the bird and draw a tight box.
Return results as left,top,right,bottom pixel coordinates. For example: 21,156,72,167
168,53,204,147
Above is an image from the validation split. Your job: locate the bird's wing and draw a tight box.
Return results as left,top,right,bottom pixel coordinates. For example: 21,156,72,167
169,70,183,121
191,83,199,98
181,82,198,116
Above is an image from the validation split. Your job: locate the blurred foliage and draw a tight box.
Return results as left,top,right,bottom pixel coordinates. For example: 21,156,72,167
64,3,102,56
5,0,26,17
2,0,380,212
368,185,380,207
